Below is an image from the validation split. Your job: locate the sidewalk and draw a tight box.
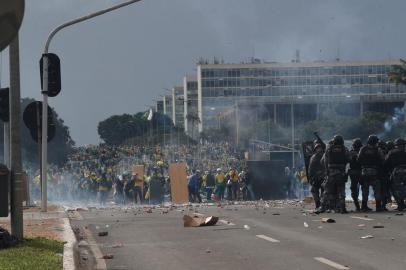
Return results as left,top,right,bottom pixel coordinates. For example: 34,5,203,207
0,205,76,270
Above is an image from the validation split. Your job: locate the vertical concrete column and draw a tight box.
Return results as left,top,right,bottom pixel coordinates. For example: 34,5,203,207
273,103,277,124
404,100,406,122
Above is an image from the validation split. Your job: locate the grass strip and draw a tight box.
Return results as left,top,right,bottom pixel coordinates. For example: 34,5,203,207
0,237,64,270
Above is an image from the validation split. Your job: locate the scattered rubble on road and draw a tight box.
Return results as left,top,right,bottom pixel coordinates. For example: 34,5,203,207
98,231,108,237
373,224,384,229
183,215,219,227
321,218,336,223
304,222,309,228
78,240,89,247
102,254,114,259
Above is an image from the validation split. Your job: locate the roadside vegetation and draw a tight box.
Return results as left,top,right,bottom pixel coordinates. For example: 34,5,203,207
0,237,64,270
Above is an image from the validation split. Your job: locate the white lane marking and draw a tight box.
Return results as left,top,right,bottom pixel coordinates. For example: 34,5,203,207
219,219,235,226
256,234,280,243
350,216,374,221
314,257,350,270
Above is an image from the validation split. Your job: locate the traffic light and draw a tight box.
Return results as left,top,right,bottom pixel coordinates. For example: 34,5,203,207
0,88,9,122
40,53,61,97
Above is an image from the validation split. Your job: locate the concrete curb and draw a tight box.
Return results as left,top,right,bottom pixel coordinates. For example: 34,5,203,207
63,217,77,270
84,227,107,270
74,210,107,270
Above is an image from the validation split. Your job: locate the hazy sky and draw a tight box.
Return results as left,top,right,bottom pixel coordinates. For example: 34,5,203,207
0,0,405,145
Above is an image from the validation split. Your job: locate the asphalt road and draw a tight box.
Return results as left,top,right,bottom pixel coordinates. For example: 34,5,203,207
70,201,406,270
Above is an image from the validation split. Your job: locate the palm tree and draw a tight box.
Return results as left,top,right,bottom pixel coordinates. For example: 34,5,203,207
389,59,406,85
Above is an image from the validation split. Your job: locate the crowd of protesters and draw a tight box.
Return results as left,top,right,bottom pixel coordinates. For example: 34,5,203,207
27,142,255,206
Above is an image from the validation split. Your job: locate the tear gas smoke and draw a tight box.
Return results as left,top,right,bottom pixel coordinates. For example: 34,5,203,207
378,107,405,138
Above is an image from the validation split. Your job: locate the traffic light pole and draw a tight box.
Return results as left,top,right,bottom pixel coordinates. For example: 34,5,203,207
40,0,142,211
41,56,48,212
9,35,23,239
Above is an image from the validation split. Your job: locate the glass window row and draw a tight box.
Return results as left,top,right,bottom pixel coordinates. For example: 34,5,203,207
201,65,394,78
201,84,405,97
202,75,390,88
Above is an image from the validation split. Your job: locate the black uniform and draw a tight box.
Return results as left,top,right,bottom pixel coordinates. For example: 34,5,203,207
348,147,364,211
309,150,325,209
378,143,391,210
322,143,349,213
357,144,384,211
384,146,406,210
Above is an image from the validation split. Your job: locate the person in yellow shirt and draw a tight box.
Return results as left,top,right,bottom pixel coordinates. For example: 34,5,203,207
228,168,240,200
215,168,226,200
133,172,144,204
97,173,112,206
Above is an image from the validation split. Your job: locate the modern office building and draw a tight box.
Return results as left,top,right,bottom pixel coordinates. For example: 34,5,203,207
155,100,164,114
197,60,406,132
183,75,199,138
172,86,184,127
163,94,173,122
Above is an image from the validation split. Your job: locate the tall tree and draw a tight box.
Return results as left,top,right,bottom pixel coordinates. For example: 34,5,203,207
0,98,75,167
98,111,176,145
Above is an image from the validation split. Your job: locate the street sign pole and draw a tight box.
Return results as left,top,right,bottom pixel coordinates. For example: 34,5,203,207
41,55,48,212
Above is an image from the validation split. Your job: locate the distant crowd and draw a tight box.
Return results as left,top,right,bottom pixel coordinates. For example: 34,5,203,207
27,142,257,205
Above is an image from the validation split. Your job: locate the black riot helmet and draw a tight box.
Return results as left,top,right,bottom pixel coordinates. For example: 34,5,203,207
378,140,387,150
367,134,379,146
333,135,344,145
394,138,405,147
386,141,395,151
352,138,362,149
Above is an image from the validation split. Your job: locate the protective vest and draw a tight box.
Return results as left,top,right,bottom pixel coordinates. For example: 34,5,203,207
309,152,324,178
358,145,381,168
349,149,361,170
385,148,406,171
327,145,347,166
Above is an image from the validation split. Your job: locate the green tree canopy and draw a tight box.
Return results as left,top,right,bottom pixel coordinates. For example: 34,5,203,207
0,98,75,167
97,111,178,145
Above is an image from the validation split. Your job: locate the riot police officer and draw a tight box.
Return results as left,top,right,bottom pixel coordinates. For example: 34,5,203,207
384,138,406,211
348,138,364,211
321,135,349,214
378,140,390,211
357,135,385,212
309,144,325,210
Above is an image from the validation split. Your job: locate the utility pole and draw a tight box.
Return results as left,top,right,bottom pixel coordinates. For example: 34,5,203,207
9,36,23,239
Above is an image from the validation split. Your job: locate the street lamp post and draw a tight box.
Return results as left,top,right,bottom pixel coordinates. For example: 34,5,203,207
41,0,142,211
